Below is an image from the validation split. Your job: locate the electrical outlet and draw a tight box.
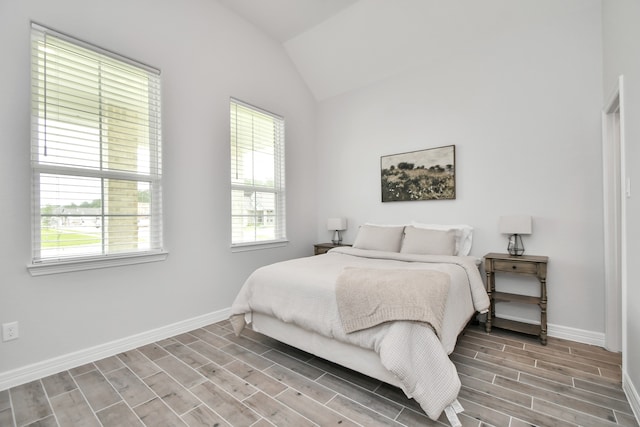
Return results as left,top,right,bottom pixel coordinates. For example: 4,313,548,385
2,322,19,342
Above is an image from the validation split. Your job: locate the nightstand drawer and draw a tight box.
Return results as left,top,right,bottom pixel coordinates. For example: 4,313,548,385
493,260,538,274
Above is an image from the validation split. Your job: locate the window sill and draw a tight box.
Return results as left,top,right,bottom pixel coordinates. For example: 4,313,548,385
231,240,288,253
27,251,169,276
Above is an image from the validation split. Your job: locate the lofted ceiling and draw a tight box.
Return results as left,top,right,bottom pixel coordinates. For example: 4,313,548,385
218,0,586,101
217,0,359,43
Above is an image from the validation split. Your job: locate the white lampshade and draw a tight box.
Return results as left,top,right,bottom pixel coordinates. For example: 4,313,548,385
327,217,347,231
499,215,532,235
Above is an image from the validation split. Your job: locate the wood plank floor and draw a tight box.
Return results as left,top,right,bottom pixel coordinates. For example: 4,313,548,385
0,320,637,427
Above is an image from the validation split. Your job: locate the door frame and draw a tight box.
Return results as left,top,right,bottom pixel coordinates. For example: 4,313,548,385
601,75,626,360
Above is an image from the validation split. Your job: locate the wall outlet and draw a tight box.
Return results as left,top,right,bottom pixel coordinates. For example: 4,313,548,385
2,322,19,342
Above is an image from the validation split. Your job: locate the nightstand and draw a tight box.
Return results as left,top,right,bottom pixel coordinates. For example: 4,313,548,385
484,252,549,345
314,243,350,255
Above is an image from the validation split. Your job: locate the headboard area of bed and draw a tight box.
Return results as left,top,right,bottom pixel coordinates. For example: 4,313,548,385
351,222,473,257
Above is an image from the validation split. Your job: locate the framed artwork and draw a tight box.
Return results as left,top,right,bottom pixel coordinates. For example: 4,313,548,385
381,145,455,202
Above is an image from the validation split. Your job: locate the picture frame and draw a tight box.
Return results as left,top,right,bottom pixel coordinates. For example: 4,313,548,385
381,145,455,202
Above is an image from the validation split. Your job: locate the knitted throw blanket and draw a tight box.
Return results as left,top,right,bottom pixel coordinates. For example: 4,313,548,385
336,267,450,338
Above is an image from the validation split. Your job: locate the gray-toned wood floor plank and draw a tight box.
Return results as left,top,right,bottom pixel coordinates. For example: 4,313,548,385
494,375,618,422
517,372,634,415
243,390,317,427
93,356,124,374
0,390,10,411
450,352,521,381
133,397,188,427
189,380,261,426
68,363,96,377
0,407,14,427
188,339,236,366
105,366,156,408
73,370,122,412
143,371,201,416
459,374,532,408
532,397,621,427
326,394,404,426
202,322,232,337
306,356,382,392
276,388,361,426
95,401,144,427
137,342,170,361
264,362,337,404
188,328,232,349
262,349,325,380
9,380,52,426
40,372,77,398
117,349,161,379
220,342,275,370
163,341,211,369
197,362,258,400
574,377,628,400
181,404,232,427
222,332,271,355
458,340,538,367
172,332,199,345
318,372,403,420
224,359,288,397
615,410,640,427
49,388,100,427
455,396,512,427
153,355,207,389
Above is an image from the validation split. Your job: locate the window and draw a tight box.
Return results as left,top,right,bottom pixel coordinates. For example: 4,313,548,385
230,98,286,248
29,24,164,273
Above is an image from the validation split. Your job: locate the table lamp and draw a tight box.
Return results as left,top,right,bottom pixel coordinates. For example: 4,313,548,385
499,215,532,256
327,218,347,245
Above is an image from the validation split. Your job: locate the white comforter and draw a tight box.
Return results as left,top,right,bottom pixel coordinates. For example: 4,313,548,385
230,247,490,420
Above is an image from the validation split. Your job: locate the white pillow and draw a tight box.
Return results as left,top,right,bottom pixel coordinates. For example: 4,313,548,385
400,226,456,255
410,222,473,256
352,224,405,252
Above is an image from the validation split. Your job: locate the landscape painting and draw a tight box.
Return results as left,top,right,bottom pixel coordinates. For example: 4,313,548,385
381,145,455,202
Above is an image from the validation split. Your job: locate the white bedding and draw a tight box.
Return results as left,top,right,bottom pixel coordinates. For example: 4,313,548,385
230,247,489,420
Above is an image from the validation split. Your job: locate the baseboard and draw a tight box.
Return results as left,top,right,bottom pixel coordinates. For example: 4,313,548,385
624,371,640,424
496,314,606,347
547,323,605,347
0,308,230,391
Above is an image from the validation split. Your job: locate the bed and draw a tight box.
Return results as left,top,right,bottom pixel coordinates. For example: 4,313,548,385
230,223,490,424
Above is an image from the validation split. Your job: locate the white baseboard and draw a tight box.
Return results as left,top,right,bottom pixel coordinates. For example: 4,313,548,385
624,371,640,424
547,323,605,347
0,308,230,391
495,313,606,347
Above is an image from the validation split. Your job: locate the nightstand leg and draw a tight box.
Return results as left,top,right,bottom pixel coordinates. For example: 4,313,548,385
485,271,494,333
540,278,547,345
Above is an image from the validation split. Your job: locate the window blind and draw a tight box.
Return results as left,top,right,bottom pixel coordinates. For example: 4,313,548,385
230,98,286,246
31,24,163,263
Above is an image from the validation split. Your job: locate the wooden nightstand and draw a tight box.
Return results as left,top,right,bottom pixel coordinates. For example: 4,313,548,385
314,243,350,255
484,252,549,345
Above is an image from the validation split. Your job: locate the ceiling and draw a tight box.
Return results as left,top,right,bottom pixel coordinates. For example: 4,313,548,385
217,0,359,43
217,0,579,101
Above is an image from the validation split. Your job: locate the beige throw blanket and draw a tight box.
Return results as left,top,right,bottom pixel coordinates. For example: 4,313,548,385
336,267,450,338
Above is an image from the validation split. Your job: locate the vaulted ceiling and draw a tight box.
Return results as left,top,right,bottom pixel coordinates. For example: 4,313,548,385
218,0,586,101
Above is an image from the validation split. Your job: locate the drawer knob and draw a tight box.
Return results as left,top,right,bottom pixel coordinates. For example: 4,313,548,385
512,265,517,270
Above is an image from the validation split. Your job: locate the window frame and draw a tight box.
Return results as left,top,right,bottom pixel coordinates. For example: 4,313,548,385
230,98,287,251
28,23,167,275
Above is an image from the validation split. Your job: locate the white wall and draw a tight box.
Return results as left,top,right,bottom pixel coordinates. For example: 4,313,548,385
0,0,317,376
603,0,640,417
316,1,605,337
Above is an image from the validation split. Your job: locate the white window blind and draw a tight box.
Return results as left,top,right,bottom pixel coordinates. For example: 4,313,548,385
30,24,163,265
230,98,286,247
